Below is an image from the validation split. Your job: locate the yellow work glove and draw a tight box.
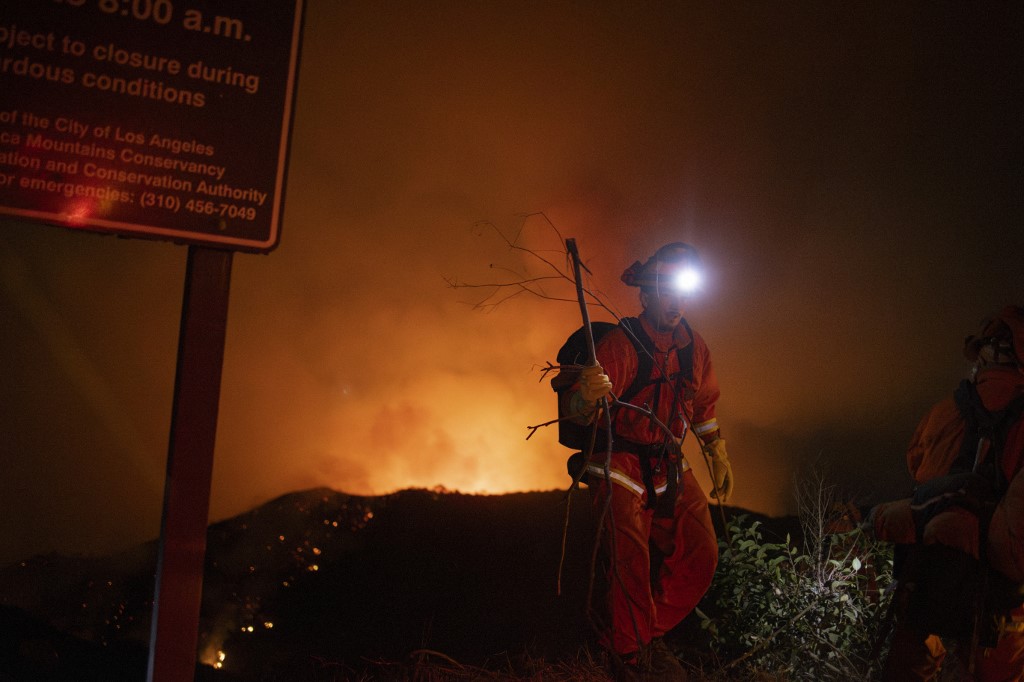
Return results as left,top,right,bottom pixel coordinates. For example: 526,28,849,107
705,437,734,503
579,364,612,401
570,364,613,417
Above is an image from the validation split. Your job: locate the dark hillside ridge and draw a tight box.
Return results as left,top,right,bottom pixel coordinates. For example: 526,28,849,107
0,487,794,679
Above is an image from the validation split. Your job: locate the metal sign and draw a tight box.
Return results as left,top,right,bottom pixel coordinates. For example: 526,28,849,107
0,0,304,253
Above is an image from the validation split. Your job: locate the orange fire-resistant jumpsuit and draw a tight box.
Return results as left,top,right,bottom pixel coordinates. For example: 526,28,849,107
584,314,720,658
872,357,1024,679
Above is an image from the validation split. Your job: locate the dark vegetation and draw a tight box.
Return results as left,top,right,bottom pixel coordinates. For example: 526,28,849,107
1,486,886,681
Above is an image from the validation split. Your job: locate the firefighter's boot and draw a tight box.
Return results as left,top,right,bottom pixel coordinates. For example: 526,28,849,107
647,638,689,681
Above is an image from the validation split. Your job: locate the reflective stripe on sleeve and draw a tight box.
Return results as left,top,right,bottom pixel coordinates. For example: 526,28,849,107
694,418,719,436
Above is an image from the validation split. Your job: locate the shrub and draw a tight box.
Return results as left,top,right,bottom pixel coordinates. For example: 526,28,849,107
696,513,894,681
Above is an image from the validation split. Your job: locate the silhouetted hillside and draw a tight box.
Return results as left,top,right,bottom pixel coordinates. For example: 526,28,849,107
0,487,793,679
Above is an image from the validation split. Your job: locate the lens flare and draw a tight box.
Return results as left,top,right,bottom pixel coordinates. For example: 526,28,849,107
672,267,701,294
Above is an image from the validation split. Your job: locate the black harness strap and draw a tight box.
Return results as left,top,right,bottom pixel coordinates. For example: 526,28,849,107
616,318,697,515
952,379,1024,495
619,317,695,401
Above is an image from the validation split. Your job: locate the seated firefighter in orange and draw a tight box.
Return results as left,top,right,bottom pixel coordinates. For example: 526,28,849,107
561,242,733,682
868,305,1024,681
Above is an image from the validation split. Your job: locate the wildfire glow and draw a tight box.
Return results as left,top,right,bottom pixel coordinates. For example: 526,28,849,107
327,372,575,496
199,640,227,669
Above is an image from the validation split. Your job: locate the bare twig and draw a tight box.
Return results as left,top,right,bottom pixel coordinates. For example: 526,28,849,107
447,215,625,321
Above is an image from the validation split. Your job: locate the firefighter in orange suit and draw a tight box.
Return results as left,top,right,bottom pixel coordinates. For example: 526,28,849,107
868,305,1024,681
565,243,732,681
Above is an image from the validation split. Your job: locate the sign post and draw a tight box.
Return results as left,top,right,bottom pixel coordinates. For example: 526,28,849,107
1,1,305,677
149,245,232,682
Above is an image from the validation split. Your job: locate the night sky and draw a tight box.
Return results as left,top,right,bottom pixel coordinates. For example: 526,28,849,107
1,1,1022,567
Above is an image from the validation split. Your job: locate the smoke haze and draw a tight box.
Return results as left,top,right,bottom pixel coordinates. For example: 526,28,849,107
1,1,1021,565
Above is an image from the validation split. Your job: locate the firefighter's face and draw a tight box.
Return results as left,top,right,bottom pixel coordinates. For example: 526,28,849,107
641,289,686,331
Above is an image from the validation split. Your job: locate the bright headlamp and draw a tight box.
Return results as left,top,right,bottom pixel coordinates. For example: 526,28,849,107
653,265,702,297
671,266,702,295
623,241,705,296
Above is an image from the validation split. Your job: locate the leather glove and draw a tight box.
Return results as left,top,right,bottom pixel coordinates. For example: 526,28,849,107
705,437,734,503
568,364,613,418
578,364,612,404
863,499,916,544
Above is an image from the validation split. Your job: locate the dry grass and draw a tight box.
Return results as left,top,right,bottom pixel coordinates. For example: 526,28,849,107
356,649,614,681
328,647,795,682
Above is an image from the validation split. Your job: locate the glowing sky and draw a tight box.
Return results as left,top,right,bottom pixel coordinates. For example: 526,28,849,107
1,1,1022,566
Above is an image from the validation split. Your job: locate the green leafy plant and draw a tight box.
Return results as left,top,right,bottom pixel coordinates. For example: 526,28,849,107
697,487,894,680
